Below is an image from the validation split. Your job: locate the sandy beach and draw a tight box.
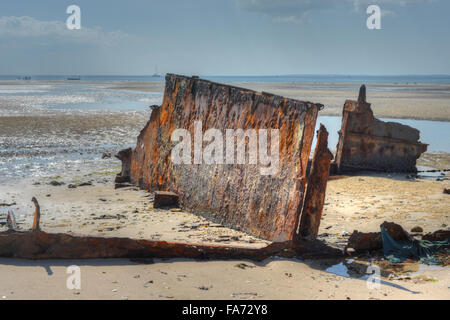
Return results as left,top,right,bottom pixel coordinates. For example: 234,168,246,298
0,80,449,300
0,165,448,300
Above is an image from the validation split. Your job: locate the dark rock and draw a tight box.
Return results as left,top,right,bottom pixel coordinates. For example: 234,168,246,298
77,182,92,187
444,189,450,195
153,191,179,208
411,226,423,233
422,230,450,242
101,152,112,159
0,202,16,207
49,181,64,186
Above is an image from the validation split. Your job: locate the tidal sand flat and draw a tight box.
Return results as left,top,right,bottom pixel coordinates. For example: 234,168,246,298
0,78,449,300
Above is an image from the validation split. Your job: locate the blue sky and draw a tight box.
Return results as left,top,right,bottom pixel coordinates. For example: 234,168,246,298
0,0,449,75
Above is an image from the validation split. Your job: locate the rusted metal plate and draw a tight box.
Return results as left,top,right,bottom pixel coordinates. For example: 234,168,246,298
117,74,322,241
298,124,333,239
335,85,428,173
0,230,342,260
153,191,179,208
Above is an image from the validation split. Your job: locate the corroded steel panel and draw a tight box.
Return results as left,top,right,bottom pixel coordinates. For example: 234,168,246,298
335,85,428,173
117,74,322,241
298,124,333,239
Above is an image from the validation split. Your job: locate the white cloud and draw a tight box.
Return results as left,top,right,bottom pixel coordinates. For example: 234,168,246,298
236,0,436,22
237,0,337,23
351,0,434,11
0,16,127,46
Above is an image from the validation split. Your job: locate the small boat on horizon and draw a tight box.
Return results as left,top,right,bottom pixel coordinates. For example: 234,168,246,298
67,76,81,80
152,66,162,78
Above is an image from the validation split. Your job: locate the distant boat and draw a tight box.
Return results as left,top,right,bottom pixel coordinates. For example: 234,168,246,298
19,76,31,80
152,66,162,78
67,76,81,80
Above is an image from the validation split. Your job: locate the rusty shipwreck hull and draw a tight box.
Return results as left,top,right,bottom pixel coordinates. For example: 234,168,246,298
335,85,428,173
117,74,325,242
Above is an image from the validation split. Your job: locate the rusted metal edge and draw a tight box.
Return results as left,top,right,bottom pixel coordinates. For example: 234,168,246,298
0,230,342,261
297,124,333,240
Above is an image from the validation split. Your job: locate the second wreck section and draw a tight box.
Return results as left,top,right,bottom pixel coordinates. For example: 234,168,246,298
117,74,323,241
335,85,428,173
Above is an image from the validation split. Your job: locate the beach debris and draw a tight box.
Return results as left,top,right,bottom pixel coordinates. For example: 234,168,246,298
93,214,126,220
346,221,450,256
0,213,6,225
31,197,40,231
48,181,65,186
297,124,333,239
443,188,450,194
346,221,411,252
0,202,16,207
235,263,255,270
335,85,428,173
77,181,93,187
153,191,179,208
195,285,212,290
411,226,424,233
6,211,17,230
116,74,325,241
422,229,450,242
381,226,449,264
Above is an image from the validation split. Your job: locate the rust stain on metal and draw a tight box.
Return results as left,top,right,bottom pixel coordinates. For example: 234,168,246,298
117,74,324,241
335,85,428,173
297,124,333,239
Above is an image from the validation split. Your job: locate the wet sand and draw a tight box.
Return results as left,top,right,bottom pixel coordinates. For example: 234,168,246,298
109,81,450,121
